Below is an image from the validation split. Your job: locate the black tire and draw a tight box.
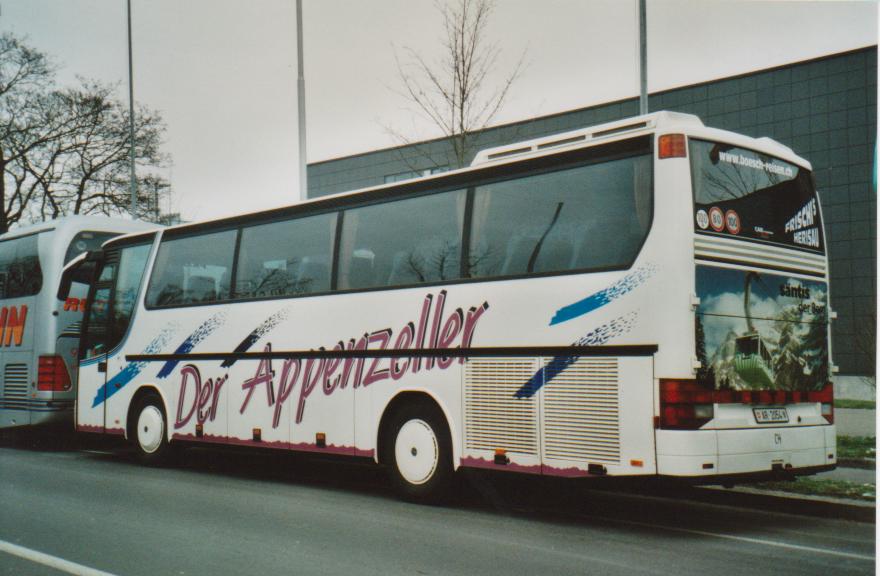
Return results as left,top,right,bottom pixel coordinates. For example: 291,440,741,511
385,402,453,503
131,393,172,466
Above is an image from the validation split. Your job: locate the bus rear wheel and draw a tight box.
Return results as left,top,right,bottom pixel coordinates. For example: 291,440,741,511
385,403,453,503
132,393,172,465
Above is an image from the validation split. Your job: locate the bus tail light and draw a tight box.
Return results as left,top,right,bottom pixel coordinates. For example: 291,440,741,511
659,379,713,429
809,383,834,424
658,134,687,159
660,380,835,428
37,355,71,392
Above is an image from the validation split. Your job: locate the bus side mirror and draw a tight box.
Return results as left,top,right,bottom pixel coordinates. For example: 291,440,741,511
57,250,104,301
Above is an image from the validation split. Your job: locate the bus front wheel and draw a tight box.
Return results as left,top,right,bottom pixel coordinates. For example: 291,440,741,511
386,403,453,503
132,393,171,465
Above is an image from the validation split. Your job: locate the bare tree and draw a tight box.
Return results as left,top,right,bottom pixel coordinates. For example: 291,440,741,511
0,33,170,232
390,0,525,169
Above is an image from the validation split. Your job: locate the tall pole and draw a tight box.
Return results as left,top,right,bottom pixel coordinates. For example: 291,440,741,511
127,0,138,218
639,0,648,115
296,0,308,202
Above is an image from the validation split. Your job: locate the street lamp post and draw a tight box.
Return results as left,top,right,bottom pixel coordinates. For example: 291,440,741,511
127,0,138,218
639,0,648,115
296,0,307,202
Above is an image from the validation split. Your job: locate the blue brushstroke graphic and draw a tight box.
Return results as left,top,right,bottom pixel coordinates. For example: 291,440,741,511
515,312,637,399
92,329,176,408
156,312,227,379
549,265,656,326
221,308,290,368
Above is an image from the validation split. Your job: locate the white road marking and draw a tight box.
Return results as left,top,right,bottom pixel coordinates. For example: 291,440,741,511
0,539,118,576
604,517,875,561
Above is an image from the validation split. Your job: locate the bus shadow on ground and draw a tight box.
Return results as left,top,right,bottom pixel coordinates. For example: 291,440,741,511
87,438,839,536
1,430,853,535
0,428,81,452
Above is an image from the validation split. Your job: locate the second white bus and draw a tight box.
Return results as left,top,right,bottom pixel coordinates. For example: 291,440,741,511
0,216,158,429
63,112,836,500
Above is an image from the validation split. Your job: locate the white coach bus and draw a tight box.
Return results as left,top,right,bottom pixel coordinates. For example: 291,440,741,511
63,112,836,500
0,216,157,429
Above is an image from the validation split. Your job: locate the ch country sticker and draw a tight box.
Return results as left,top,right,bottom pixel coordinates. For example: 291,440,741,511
0,305,27,347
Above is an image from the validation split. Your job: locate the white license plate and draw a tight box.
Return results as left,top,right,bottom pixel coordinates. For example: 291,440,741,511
753,407,789,424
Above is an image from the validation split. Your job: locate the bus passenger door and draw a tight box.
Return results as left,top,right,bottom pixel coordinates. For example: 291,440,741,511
76,255,117,434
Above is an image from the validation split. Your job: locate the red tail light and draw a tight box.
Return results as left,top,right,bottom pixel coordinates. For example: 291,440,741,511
809,383,834,424
659,380,835,428
659,379,714,429
37,355,71,392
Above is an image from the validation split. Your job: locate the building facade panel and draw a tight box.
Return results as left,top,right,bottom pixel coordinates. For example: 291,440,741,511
308,47,877,375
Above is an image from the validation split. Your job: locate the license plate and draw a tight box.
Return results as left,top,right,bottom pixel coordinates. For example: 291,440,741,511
753,407,789,424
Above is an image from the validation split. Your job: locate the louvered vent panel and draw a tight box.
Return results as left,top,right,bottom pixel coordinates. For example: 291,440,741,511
465,359,538,455
61,321,82,337
3,363,29,408
543,358,620,463
694,236,826,276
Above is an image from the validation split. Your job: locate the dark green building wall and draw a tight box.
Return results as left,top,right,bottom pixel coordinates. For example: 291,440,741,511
308,47,877,375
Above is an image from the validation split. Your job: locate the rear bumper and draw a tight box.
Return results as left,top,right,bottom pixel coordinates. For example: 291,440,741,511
656,424,836,477
662,464,837,486
0,402,74,428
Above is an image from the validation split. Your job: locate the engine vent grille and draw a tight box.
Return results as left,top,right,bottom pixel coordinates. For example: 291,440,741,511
542,357,620,464
465,358,539,456
694,235,826,276
3,363,29,408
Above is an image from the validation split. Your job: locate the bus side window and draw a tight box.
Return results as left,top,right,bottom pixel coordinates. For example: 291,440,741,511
235,212,336,299
469,153,653,278
146,230,236,307
338,189,465,290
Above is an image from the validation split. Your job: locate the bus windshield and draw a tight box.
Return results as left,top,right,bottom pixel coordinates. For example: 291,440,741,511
64,231,119,264
0,233,42,299
690,139,823,253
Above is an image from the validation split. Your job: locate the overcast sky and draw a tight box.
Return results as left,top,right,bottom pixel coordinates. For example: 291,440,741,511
2,0,877,222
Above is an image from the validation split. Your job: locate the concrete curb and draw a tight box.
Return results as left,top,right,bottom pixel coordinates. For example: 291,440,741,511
688,486,875,523
838,458,876,470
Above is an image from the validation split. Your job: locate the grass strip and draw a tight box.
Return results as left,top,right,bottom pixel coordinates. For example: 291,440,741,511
837,435,876,461
835,399,876,409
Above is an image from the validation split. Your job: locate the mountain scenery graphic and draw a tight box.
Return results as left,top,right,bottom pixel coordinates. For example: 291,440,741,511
696,266,828,391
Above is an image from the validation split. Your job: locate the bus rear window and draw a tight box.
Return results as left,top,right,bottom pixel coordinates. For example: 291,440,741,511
690,139,823,253
0,233,42,298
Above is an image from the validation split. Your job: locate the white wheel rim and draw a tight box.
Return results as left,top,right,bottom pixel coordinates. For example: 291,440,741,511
394,419,439,486
137,405,164,454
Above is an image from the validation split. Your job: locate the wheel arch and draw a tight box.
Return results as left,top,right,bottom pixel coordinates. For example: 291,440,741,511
375,389,458,468
126,384,171,442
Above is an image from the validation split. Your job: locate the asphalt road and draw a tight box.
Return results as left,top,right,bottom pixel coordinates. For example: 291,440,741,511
0,436,874,576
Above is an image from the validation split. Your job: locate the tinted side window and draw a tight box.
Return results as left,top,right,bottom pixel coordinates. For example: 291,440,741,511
338,190,466,290
468,154,652,277
0,234,42,298
235,213,336,298
145,230,236,306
